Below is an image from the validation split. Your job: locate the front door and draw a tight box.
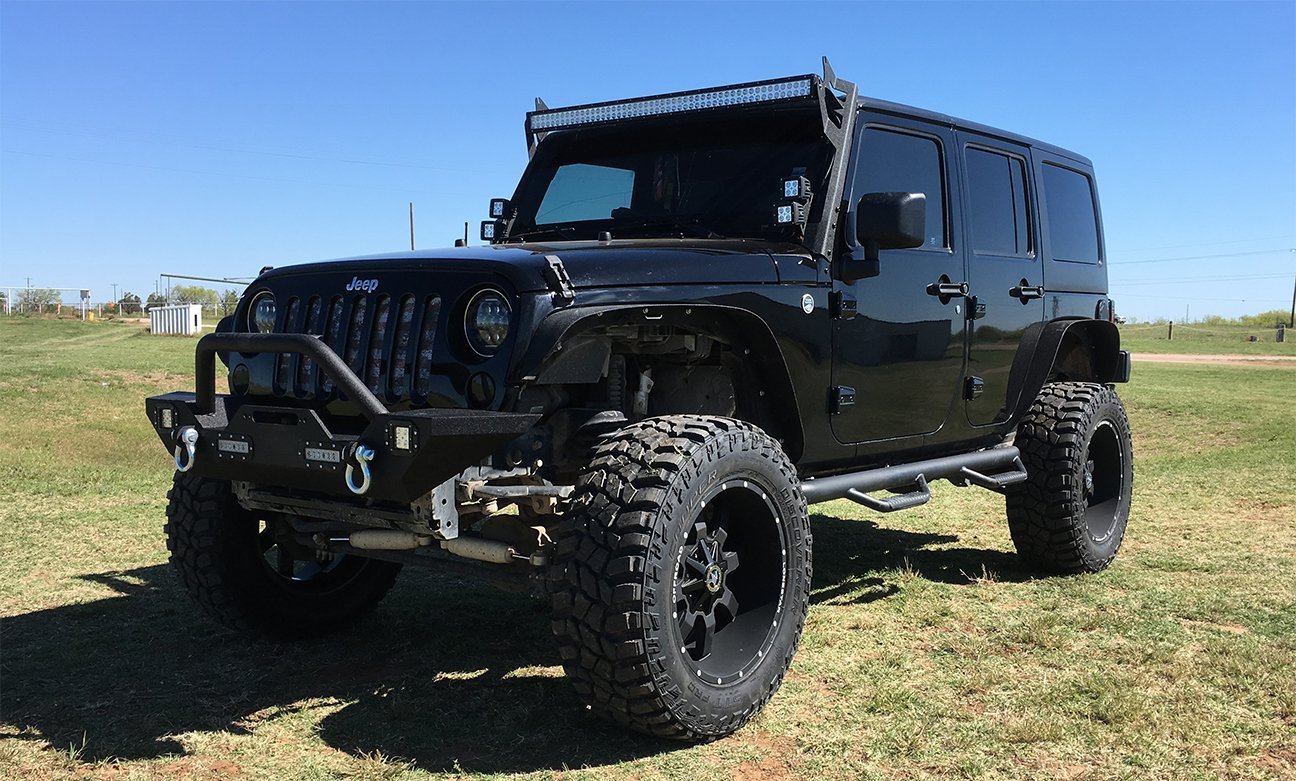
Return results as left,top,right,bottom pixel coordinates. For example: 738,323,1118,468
956,133,1045,426
830,116,966,445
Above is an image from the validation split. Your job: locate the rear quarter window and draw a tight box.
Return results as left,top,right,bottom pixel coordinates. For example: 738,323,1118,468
1042,163,1101,263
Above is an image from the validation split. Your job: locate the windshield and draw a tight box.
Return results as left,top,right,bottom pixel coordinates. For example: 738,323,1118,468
506,110,833,242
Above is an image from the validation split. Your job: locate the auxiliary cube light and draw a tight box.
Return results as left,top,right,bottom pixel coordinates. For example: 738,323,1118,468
528,76,817,133
775,201,809,225
782,176,812,200
393,422,414,451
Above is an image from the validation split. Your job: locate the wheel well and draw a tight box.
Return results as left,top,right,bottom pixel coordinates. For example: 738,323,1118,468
1003,318,1123,426
1050,320,1122,383
515,306,804,464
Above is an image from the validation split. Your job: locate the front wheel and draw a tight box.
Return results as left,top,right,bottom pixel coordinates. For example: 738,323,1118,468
1007,382,1134,574
548,416,812,740
165,472,402,639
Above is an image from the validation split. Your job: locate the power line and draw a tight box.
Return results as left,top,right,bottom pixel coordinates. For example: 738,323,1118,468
1113,273,1292,286
1,148,424,194
1118,234,1296,253
1117,293,1290,303
0,115,474,173
1114,248,1296,266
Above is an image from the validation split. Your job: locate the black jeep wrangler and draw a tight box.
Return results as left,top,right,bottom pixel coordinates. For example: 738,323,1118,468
147,59,1133,740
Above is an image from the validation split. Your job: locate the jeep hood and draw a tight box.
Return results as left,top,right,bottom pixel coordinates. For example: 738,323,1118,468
257,240,809,292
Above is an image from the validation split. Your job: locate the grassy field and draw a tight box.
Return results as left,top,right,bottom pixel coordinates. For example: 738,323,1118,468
1119,322,1296,356
1,317,1293,781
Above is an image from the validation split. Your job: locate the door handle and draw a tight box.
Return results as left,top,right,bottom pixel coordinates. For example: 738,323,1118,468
926,276,968,303
1009,279,1045,301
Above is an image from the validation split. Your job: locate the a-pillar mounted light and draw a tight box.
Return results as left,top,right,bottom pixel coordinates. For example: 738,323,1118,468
482,198,512,242
774,175,813,231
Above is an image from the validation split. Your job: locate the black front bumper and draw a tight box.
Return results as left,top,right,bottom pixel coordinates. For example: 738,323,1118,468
145,333,539,503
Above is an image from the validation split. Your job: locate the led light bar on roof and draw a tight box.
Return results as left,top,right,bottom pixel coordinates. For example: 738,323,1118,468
528,75,818,133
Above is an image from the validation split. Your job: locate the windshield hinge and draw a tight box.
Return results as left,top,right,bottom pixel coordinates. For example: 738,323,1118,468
543,254,575,303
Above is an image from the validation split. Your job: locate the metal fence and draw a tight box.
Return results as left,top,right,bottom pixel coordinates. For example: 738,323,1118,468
1,286,243,319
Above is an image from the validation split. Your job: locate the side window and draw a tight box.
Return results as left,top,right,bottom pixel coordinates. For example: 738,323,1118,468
535,163,635,224
965,147,1031,256
853,127,947,249
1042,163,1100,263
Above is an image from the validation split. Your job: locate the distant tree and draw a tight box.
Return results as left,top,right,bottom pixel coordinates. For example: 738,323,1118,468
119,292,142,315
1238,309,1290,329
219,289,241,316
18,287,59,313
146,292,167,310
169,285,220,312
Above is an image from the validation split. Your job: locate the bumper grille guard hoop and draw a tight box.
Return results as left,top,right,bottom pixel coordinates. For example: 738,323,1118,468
195,333,387,420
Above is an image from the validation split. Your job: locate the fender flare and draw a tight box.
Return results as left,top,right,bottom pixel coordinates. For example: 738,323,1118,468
509,303,806,460
1004,318,1126,423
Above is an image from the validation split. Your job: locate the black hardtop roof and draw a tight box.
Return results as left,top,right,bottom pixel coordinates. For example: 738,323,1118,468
857,94,1093,167
529,60,1093,170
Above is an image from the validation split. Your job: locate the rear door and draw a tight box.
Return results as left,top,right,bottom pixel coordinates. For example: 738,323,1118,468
956,133,1044,426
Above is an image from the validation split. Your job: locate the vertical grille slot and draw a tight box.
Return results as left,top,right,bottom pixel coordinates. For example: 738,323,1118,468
342,296,369,376
365,295,392,393
320,296,345,395
296,296,323,393
274,297,301,396
389,295,416,399
268,288,442,406
414,295,442,398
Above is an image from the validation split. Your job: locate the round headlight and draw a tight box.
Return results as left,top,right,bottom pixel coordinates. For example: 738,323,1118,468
250,292,276,333
464,289,511,356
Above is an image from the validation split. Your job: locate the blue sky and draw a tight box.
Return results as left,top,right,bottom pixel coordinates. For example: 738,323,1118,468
1,0,1293,320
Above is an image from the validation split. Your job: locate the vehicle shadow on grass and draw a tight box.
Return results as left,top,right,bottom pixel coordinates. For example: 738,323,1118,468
808,513,1032,605
1,514,1024,774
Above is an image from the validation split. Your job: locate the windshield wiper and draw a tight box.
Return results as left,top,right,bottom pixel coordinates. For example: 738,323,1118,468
614,217,727,240
505,226,578,242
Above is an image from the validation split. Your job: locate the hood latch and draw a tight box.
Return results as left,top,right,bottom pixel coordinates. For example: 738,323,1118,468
543,254,575,303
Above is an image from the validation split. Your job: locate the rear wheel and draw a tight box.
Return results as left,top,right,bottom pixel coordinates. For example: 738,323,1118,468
548,415,811,740
1007,382,1133,574
165,472,402,639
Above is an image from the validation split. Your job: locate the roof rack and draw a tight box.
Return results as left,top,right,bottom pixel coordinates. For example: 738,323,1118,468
524,58,858,257
526,74,818,149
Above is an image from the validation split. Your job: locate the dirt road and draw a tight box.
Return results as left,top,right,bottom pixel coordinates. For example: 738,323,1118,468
1131,353,1296,368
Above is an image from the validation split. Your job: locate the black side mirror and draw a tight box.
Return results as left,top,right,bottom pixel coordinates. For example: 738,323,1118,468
840,192,927,282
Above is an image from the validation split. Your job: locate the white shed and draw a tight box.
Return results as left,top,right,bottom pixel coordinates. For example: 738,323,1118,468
149,304,204,336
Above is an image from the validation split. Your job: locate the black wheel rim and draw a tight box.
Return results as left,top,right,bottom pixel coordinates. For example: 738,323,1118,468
256,518,367,595
672,479,788,686
1083,420,1125,543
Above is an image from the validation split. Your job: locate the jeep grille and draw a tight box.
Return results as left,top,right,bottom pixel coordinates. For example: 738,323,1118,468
269,292,442,405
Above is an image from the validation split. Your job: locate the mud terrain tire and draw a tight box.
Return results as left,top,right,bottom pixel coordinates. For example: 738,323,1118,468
548,415,812,740
165,472,401,639
1007,382,1133,574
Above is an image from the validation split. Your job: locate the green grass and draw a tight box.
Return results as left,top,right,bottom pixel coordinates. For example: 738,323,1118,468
1,318,1293,781
1119,322,1296,355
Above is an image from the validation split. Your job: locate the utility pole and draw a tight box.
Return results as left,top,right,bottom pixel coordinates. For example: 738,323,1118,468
409,202,415,251
112,283,119,304
1289,273,1295,328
